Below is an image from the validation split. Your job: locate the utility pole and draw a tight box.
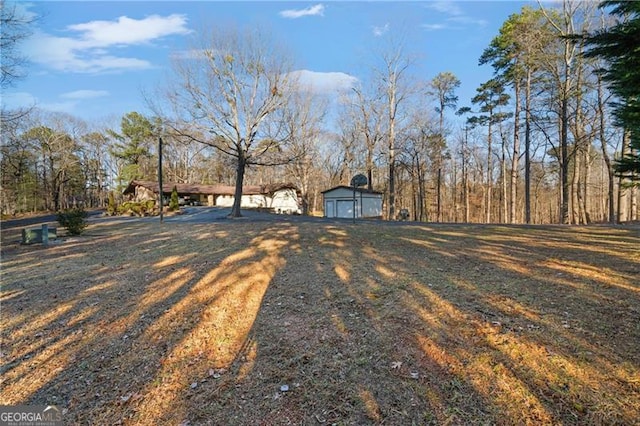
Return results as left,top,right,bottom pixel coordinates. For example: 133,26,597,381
158,137,164,223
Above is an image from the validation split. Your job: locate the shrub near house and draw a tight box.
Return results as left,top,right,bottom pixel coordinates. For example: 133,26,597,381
57,208,88,235
118,200,156,217
169,186,180,211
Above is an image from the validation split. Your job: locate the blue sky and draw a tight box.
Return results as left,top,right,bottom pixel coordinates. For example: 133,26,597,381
4,1,540,123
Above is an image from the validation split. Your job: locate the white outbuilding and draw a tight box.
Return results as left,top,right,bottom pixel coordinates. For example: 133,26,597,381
322,186,383,219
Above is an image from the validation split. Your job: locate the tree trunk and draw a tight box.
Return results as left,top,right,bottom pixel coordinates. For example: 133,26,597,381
411,163,418,221
511,81,521,224
486,122,493,223
573,150,584,224
617,131,630,223
597,75,615,223
525,70,532,224
583,142,592,223
451,155,458,222
437,167,442,222
389,156,395,220
561,95,570,224
388,104,396,220
230,153,246,218
463,127,470,223
501,126,508,223
417,154,426,221
367,149,374,191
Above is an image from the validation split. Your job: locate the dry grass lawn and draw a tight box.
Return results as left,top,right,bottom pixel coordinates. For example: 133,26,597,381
1,216,639,425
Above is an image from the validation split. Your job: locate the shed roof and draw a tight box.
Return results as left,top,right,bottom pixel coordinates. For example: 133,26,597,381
321,185,383,195
123,180,297,196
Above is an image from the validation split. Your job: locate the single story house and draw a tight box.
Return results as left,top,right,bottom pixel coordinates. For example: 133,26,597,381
122,180,301,213
322,185,383,219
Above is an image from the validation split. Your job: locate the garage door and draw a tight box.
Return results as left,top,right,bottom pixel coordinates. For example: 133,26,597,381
337,200,354,218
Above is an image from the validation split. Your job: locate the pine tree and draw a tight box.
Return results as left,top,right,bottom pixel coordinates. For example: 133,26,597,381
586,1,640,181
108,112,156,188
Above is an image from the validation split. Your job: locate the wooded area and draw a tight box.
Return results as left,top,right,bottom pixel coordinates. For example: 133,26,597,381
1,1,638,223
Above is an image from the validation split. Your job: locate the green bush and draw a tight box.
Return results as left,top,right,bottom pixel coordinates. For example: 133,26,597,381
107,192,117,216
116,200,156,217
120,201,143,216
57,208,89,235
169,186,180,211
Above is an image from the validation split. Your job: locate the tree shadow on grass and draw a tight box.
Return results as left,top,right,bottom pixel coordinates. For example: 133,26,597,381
2,221,638,425
1,221,294,424
179,223,639,425
182,224,497,425
375,224,640,424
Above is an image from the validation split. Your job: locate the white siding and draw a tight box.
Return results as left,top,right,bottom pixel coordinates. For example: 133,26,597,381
215,195,234,207
324,187,356,199
215,189,300,213
325,200,335,218
216,194,266,208
322,187,382,219
362,197,382,217
271,188,300,214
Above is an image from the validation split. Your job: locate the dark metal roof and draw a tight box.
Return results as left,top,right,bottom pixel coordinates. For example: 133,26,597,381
123,180,298,196
321,185,383,195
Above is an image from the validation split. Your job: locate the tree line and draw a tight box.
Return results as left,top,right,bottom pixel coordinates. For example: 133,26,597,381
1,0,638,223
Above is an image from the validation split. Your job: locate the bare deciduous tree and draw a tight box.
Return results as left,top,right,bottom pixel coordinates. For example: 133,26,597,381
279,90,327,215
1,0,36,123
370,36,416,220
159,26,297,217
349,85,385,191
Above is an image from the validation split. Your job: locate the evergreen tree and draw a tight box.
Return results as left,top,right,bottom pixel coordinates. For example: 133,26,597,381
479,6,554,222
427,71,460,222
108,112,156,188
169,186,179,211
586,1,640,181
469,78,513,223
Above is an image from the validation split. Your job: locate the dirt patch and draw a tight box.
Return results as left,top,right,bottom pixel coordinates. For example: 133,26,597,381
1,219,639,425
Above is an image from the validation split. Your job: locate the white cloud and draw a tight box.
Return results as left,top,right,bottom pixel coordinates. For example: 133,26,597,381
1,92,38,110
1,91,76,114
67,14,191,46
60,90,109,100
448,16,488,27
279,4,325,19
422,1,487,31
24,14,191,73
38,100,79,114
372,23,389,37
1,89,111,114
422,23,447,31
170,49,207,60
289,70,358,94
426,1,463,16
